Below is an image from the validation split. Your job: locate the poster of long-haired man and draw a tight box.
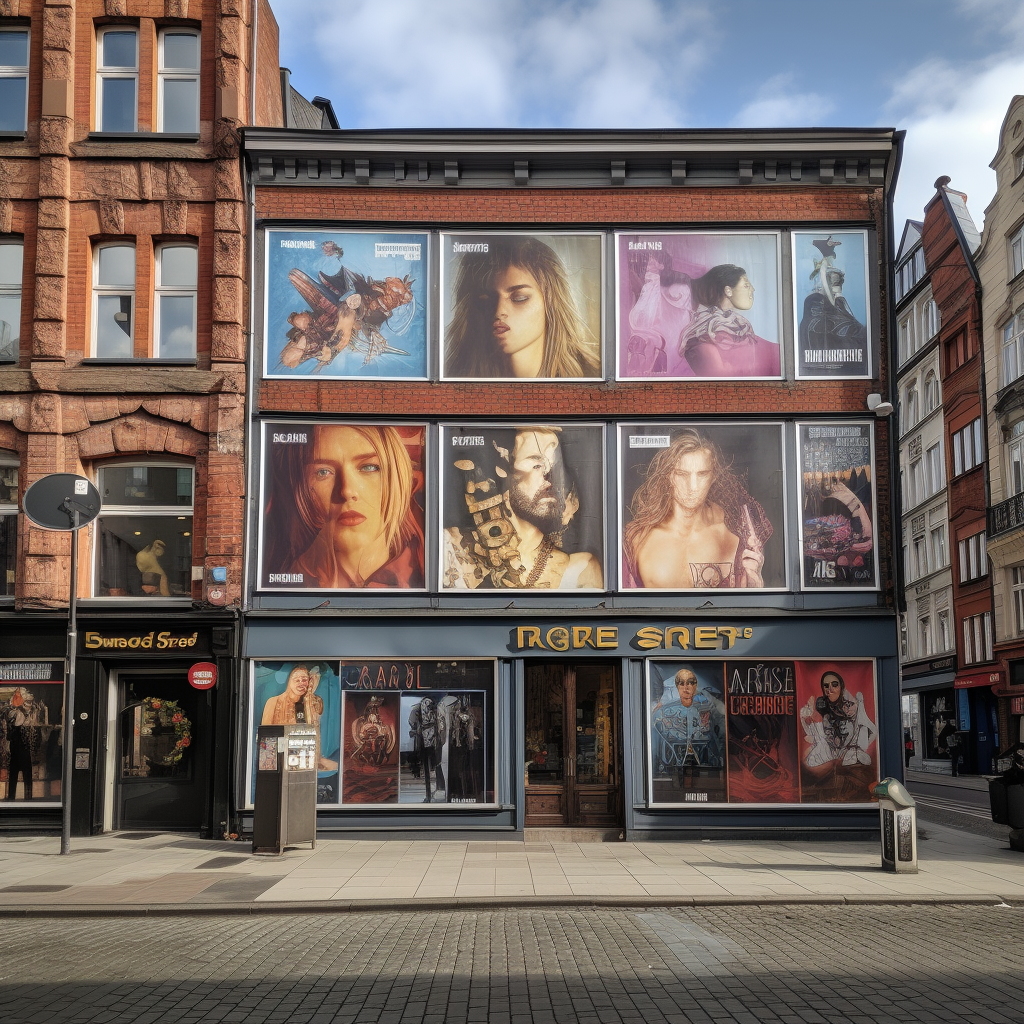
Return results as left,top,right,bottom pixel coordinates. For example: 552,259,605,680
798,422,877,590
620,423,786,591
441,424,605,591
264,229,428,379
441,233,603,380
259,422,426,591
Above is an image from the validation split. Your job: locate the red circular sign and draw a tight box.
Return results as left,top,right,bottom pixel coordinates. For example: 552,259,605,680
188,662,217,690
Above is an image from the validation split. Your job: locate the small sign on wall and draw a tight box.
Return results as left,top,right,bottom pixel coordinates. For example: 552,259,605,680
188,662,217,690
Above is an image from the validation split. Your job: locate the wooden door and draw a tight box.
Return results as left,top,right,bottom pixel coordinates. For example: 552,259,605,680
524,662,621,827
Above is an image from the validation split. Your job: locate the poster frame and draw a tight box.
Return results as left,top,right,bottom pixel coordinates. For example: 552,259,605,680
438,230,606,382
256,418,430,593
262,226,432,382
643,656,879,809
613,229,784,382
243,657,501,811
796,419,880,592
615,421,789,593
791,228,873,381
437,420,608,593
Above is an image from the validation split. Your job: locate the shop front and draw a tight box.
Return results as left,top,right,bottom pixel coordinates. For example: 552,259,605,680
240,613,899,838
900,655,956,770
0,611,237,837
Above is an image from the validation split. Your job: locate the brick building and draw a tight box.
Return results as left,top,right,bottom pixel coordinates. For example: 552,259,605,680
238,129,903,838
0,0,291,835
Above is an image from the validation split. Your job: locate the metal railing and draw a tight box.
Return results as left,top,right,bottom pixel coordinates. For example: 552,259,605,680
989,492,1024,537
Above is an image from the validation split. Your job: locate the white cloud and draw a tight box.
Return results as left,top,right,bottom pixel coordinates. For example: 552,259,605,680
731,74,834,128
277,0,715,128
887,58,1023,231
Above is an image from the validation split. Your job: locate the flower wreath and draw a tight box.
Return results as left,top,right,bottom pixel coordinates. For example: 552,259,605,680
141,697,193,766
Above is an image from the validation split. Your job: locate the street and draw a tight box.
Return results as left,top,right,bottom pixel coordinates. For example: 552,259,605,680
1,903,1022,1024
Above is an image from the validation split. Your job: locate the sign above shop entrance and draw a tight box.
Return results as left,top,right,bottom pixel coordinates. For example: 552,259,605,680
509,623,756,654
80,629,211,657
188,662,217,690
954,670,1003,689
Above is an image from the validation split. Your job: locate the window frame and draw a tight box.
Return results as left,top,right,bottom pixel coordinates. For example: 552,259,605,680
91,460,195,600
962,611,993,665
951,418,984,478
0,455,17,598
930,524,947,569
958,531,988,585
96,26,139,133
938,609,951,652
91,241,136,358
0,237,23,363
1012,224,1024,280
1004,313,1024,388
156,28,200,134
153,242,198,358
0,27,30,133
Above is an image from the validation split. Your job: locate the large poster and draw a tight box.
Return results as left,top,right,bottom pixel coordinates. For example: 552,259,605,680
251,661,342,805
619,423,786,591
264,229,429,379
440,423,605,591
259,421,426,591
793,230,871,378
646,659,878,807
798,422,878,590
440,232,603,380
0,661,64,803
616,232,782,379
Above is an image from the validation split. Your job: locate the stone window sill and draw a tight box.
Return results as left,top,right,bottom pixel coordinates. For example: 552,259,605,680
87,132,200,143
80,358,198,366
0,131,27,140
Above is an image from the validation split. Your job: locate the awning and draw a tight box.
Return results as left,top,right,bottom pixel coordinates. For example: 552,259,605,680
954,669,1003,689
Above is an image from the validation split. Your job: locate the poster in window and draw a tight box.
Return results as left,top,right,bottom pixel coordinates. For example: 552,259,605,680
440,232,603,380
264,229,429,380
251,661,341,805
647,661,727,804
645,658,878,807
259,421,426,591
795,660,879,804
338,659,495,806
793,230,871,378
616,231,782,380
440,423,605,591
0,662,64,803
619,423,786,591
798,422,878,590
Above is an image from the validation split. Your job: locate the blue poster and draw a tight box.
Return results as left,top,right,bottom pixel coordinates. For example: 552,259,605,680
264,229,429,379
793,230,871,378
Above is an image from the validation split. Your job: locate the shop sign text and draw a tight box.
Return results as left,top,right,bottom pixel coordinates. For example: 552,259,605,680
511,624,754,653
83,631,200,651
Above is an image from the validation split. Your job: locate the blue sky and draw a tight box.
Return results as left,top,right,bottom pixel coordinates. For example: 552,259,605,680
275,0,1024,234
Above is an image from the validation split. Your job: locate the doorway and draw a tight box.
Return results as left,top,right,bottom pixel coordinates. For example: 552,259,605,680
524,662,622,827
116,673,209,830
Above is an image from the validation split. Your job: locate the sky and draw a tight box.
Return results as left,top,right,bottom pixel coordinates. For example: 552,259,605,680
275,0,1024,236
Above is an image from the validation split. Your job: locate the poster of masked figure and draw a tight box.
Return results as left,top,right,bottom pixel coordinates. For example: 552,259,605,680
259,421,426,591
793,230,871,378
440,232,603,380
251,661,341,805
264,229,429,379
795,660,879,804
616,231,782,379
441,424,605,591
647,661,727,804
798,422,878,590
619,423,786,591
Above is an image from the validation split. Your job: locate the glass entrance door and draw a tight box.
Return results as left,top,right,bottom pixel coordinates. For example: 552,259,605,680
524,662,621,827
117,674,208,830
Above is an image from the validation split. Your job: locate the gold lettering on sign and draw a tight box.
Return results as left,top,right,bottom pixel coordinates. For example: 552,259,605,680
82,630,198,651
511,623,752,652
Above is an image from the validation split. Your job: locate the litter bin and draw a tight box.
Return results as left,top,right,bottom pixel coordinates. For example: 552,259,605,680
253,724,318,855
989,743,1024,850
872,778,918,874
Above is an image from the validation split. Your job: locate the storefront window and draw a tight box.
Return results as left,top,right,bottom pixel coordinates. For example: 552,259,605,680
120,695,193,780
0,661,64,802
924,691,955,759
95,464,193,597
250,659,496,807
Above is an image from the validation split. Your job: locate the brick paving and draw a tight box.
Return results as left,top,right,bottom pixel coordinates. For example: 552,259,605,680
0,904,1021,1023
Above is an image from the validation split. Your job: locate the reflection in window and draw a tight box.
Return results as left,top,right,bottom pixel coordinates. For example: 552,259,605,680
93,244,135,357
155,244,197,357
96,28,138,132
0,29,29,133
0,240,22,362
121,696,192,778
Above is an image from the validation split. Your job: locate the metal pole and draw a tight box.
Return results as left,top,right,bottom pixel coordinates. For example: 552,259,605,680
60,509,79,855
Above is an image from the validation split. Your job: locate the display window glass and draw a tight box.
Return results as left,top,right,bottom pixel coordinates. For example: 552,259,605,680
645,658,878,807
248,659,497,808
440,423,605,591
263,229,429,380
0,661,64,804
618,422,787,591
258,421,427,591
440,232,603,381
797,422,878,590
615,231,782,380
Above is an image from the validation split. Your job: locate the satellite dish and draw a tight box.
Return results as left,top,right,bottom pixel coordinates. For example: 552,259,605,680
23,473,101,531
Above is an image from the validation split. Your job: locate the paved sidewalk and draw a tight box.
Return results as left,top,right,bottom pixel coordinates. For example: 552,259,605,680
1,819,1022,914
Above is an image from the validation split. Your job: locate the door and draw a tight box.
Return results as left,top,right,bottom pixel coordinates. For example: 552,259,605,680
117,673,209,830
524,662,622,827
